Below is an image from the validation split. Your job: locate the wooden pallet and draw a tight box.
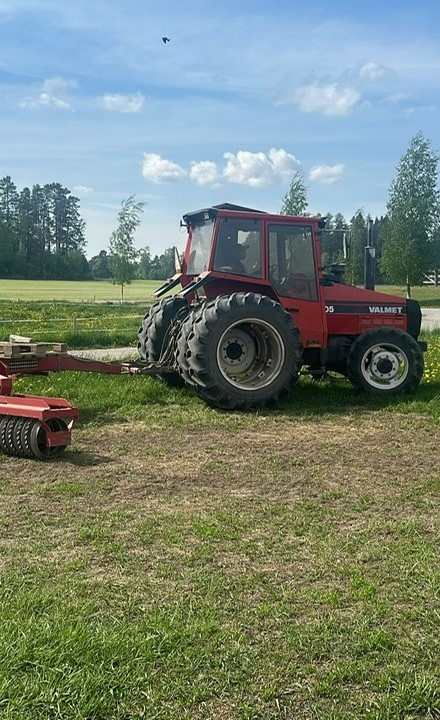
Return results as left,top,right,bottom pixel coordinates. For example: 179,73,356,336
0,340,67,358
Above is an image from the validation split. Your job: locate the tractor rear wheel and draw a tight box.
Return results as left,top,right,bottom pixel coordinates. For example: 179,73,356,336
174,303,204,388
176,292,302,410
347,328,424,395
138,296,188,385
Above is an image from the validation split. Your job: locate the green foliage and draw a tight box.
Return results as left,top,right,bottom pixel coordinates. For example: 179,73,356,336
280,170,309,215
381,132,440,296
108,196,145,302
89,250,111,279
346,210,367,285
147,246,176,280
135,246,151,279
0,175,88,280
320,212,348,266
136,246,175,280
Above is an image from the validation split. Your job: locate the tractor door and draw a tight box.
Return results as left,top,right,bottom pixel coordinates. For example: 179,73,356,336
267,222,327,348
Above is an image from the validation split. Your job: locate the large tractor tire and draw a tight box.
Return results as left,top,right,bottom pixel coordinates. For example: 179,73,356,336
347,328,424,395
138,296,188,386
174,303,204,389
176,292,302,410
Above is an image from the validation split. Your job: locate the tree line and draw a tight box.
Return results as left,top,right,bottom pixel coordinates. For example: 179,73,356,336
281,131,440,295
0,177,176,282
89,247,176,283
0,176,89,279
1,132,439,295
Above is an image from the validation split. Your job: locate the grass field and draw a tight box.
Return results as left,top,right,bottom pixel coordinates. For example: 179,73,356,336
0,300,148,348
379,284,440,308
0,279,160,302
0,334,439,719
0,278,439,305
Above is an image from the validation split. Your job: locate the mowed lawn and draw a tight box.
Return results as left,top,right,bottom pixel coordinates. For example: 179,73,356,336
0,278,161,302
0,337,439,719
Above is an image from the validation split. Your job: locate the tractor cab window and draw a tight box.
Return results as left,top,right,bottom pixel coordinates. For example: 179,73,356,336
187,219,214,275
269,224,317,301
214,218,262,277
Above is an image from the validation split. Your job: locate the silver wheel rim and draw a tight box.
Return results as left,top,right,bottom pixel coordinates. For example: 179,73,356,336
360,342,409,390
216,318,285,390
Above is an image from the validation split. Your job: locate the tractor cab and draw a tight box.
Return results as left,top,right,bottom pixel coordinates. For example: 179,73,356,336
153,204,327,350
155,203,323,307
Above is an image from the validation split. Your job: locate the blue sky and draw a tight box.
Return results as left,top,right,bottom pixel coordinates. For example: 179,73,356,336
1,0,439,257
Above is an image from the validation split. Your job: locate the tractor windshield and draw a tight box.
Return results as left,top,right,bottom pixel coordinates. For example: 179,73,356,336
187,219,214,275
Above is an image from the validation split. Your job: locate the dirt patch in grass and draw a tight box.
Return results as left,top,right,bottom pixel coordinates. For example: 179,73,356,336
0,409,438,534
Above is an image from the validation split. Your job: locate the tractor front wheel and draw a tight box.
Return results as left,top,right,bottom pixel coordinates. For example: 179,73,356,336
177,292,302,410
347,328,424,395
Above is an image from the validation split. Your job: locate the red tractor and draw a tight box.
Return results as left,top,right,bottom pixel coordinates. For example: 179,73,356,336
0,202,428,460
137,203,426,410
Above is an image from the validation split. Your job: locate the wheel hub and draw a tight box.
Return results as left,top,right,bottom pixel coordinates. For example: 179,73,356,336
217,319,285,390
225,341,244,361
219,328,255,373
361,343,409,388
371,350,399,380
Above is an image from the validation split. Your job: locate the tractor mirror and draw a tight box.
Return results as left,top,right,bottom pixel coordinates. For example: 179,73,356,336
342,232,351,260
173,246,182,273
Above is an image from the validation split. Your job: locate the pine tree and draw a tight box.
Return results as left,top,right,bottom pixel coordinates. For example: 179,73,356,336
0,176,19,228
346,210,367,286
381,131,440,297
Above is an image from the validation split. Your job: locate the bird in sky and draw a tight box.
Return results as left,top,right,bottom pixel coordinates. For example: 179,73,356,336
162,37,170,44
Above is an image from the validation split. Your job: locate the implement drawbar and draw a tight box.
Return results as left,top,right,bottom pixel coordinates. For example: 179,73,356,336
0,340,171,461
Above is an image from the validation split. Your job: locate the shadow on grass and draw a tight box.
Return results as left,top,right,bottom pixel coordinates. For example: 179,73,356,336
77,377,440,428
278,377,440,419
57,449,113,467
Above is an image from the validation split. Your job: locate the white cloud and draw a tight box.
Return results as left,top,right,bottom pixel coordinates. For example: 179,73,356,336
20,75,76,110
223,148,300,187
99,93,145,113
359,62,394,81
37,93,71,110
42,76,76,96
73,185,94,196
189,161,220,186
308,164,345,185
142,153,186,183
293,83,360,116
381,92,411,103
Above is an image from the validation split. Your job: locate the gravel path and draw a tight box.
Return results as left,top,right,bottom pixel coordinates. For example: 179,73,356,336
421,308,440,330
74,347,137,360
